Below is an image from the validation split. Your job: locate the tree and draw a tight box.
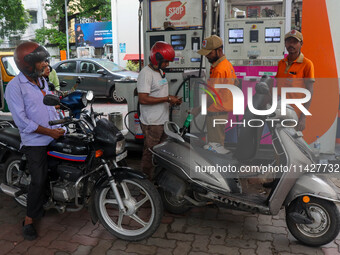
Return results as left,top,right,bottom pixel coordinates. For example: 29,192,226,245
0,0,30,38
35,28,67,50
35,0,111,49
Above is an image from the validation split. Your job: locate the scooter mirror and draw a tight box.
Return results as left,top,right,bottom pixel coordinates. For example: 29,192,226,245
43,94,60,106
255,82,270,95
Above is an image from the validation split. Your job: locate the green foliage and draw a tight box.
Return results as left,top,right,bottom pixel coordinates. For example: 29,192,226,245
126,61,140,72
0,0,30,38
35,28,67,50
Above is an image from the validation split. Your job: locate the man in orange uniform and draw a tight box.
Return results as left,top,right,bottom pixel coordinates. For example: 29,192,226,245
197,35,238,154
276,30,315,131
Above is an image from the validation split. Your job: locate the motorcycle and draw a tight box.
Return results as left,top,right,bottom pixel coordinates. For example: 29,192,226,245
151,76,340,246
0,91,163,241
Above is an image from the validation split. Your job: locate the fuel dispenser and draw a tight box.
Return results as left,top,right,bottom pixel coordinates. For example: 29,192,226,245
221,1,287,150
143,0,215,126
117,0,340,158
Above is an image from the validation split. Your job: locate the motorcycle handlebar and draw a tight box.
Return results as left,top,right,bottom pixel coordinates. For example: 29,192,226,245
49,118,80,126
49,118,68,126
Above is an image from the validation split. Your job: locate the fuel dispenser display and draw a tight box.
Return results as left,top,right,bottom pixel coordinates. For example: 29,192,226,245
145,30,203,70
225,18,285,61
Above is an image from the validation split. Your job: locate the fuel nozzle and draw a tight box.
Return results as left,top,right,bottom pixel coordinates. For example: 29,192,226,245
180,113,194,136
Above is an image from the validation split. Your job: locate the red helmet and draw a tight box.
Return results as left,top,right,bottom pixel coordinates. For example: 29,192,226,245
150,41,175,67
14,41,50,78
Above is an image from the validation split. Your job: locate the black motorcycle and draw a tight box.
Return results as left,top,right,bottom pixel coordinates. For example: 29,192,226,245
0,92,163,241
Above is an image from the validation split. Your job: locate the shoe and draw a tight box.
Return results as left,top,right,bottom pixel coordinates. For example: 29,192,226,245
23,221,38,241
204,142,230,154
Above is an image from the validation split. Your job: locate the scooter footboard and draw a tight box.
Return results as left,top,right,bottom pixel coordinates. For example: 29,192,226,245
284,174,340,206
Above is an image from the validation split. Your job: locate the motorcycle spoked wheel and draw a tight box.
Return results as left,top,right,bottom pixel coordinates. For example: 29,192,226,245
94,178,163,241
4,155,29,207
286,196,340,247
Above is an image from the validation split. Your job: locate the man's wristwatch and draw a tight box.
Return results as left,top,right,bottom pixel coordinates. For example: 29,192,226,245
168,96,171,103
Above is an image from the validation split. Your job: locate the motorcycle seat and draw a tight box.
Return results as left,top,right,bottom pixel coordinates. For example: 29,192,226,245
0,127,21,150
0,115,14,122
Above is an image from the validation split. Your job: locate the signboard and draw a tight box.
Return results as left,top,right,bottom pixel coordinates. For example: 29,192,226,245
150,0,203,30
119,43,126,53
75,21,112,48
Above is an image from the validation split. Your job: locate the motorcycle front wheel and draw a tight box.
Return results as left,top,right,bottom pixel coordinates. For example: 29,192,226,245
286,196,340,246
94,178,163,241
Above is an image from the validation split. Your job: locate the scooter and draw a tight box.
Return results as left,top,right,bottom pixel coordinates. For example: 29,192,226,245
0,91,163,241
151,77,340,246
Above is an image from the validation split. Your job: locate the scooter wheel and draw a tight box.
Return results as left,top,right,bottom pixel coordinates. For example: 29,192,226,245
159,188,191,214
286,196,340,246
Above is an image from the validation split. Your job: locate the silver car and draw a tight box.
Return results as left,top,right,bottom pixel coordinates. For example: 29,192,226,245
53,58,138,103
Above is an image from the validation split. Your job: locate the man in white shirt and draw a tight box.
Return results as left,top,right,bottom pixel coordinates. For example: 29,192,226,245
137,41,182,180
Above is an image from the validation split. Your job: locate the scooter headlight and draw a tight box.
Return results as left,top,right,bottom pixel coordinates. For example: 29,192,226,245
116,138,126,154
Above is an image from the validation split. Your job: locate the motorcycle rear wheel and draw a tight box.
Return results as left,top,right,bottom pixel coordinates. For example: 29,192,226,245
94,177,163,241
159,188,191,214
4,155,29,207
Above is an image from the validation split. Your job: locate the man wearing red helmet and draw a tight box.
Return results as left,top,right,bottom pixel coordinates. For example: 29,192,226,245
137,41,182,180
5,41,65,240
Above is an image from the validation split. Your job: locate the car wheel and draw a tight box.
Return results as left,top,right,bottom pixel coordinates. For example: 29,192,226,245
111,86,126,103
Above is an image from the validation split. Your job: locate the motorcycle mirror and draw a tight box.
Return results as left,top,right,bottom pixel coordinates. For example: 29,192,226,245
60,81,67,88
43,94,60,106
48,82,55,91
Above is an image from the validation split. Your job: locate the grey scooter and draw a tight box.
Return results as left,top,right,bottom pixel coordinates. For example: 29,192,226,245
151,78,340,246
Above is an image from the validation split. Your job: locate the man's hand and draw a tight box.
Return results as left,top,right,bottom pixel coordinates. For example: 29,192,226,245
49,128,65,139
296,115,306,131
169,95,182,106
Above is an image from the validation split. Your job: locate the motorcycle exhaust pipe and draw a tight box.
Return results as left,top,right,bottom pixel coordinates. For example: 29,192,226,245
0,183,21,197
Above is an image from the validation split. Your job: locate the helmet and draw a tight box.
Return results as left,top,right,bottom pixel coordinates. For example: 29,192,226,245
150,41,175,68
14,41,50,79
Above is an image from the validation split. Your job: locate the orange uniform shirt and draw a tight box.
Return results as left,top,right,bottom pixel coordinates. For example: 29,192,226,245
208,56,237,112
276,53,315,100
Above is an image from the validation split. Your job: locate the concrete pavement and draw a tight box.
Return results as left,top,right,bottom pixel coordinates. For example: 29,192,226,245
1,154,340,255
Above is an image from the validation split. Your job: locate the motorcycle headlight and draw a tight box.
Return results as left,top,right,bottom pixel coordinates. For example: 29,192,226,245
86,90,94,101
116,139,126,154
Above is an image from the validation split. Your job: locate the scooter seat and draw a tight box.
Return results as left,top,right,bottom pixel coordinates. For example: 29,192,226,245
0,128,21,150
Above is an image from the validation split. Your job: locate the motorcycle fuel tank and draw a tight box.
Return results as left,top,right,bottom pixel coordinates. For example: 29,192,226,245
47,137,88,162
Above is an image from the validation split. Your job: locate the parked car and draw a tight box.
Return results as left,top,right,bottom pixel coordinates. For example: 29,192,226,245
53,58,138,103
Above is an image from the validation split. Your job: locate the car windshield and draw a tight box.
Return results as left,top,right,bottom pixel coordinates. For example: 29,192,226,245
2,56,19,76
95,59,126,72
